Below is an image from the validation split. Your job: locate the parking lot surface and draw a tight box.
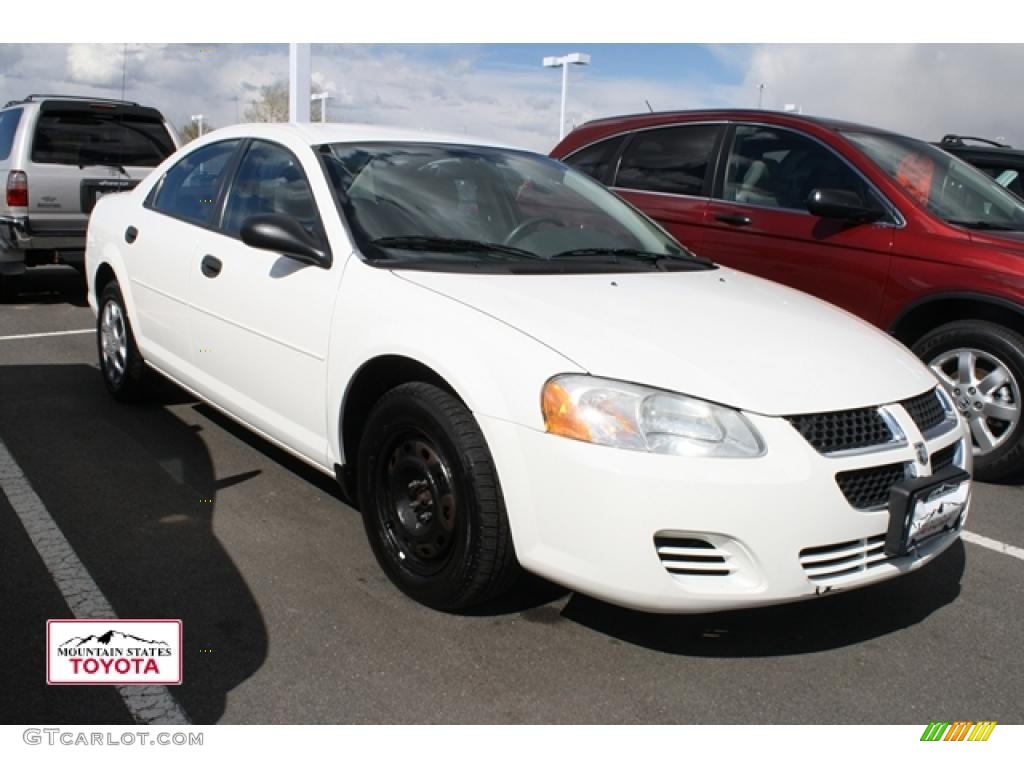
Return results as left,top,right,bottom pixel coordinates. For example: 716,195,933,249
2,267,1022,725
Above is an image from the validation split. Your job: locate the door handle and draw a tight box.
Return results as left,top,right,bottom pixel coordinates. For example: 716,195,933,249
124,226,138,244
714,213,752,226
200,255,223,278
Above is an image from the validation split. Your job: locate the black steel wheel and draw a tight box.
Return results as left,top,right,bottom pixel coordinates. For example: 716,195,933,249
357,382,519,611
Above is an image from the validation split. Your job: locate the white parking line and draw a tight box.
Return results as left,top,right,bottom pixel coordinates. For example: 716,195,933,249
0,328,93,342
0,437,189,725
962,530,1024,562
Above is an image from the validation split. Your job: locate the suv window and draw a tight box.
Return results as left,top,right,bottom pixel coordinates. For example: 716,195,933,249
563,135,625,184
31,109,175,167
0,108,22,161
722,125,874,212
222,140,323,242
152,140,240,226
614,124,721,196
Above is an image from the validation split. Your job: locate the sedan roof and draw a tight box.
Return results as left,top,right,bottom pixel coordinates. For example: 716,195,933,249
197,121,521,151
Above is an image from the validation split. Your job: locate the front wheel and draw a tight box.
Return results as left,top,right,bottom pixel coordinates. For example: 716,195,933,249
356,382,520,611
913,319,1024,483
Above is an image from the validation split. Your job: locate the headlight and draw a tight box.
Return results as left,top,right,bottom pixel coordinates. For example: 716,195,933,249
542,374,765,458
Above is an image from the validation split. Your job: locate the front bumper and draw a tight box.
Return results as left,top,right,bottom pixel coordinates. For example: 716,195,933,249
479,410,969,614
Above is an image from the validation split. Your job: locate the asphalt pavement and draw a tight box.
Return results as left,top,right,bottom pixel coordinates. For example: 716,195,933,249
1,266,1022,725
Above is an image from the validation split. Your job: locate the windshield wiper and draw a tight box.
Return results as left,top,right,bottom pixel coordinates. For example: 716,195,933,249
946,219,1019,232
370,236,541,260
78,162,130,177
550,247,714,269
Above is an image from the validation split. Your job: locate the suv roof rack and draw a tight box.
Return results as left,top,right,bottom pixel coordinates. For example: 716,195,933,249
940,134,1011,149
3,94,141,108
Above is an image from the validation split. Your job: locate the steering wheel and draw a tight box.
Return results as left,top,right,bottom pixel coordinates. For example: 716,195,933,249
503,216,561,246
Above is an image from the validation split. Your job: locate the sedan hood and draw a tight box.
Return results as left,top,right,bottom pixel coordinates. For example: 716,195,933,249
396,267,935,416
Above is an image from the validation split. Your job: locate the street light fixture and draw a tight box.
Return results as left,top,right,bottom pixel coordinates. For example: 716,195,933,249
190,114,204,137
311,92,330,123
542,52,590,140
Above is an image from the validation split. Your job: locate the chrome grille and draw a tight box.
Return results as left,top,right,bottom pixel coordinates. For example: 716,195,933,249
902,388,947,434
654,535,732,576
799,534,889,583
836,462,908,510
786,407,894,454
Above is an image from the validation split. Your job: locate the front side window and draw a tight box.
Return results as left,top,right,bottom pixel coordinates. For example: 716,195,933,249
322,142,712,273
846,131,1024,231
614,124,721,197
722,125,874,212
151,140,239,225
31,109,175,167
222,141,322,242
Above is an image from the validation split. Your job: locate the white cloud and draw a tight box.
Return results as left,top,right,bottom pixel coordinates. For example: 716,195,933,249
737,44,1024,145
4,43,1024,152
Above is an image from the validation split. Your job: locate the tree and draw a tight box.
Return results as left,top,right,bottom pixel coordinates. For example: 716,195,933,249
243,81,327,122
244,82,289,123
178,119,215,144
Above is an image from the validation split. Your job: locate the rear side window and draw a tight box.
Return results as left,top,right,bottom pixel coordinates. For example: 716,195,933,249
562,135,625,184
0,108,22,161
31,110,175,167
614,124,721,196
152,140,240,226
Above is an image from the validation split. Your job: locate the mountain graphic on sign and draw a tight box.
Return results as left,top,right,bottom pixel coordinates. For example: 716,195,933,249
59,630,170,648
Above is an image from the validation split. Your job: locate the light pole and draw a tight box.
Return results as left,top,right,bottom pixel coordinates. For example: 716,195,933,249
543,52,590,140
190,114,204,136
311,92,330,123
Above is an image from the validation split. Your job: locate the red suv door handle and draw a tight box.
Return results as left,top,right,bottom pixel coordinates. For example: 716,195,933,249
714,213,752,226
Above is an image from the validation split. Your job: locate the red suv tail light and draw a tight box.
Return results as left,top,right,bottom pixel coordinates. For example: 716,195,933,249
6,170,28,208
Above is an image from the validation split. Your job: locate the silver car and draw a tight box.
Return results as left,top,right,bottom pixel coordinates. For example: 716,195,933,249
0,94,178,300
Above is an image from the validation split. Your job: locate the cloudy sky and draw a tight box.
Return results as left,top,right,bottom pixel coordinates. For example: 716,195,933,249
3,38,1022,152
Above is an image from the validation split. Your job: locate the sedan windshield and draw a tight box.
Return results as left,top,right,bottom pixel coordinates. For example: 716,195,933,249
321,142,712,272
844,131,1024,231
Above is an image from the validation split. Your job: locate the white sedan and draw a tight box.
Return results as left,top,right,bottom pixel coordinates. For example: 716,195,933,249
85,123,972,613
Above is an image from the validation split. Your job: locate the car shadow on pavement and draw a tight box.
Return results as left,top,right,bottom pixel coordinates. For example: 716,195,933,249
560,540,966,657
2,266,88,307
0,364,267,725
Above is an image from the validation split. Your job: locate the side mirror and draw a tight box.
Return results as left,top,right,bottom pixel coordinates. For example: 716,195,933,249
240,214,332,269
806,188,886,223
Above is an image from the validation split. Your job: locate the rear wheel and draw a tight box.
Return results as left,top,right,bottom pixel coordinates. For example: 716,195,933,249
356,382,519,611
97,280,149,401
913,320,1024,483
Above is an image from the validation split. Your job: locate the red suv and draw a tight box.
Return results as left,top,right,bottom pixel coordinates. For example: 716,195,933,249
552,109,1024,482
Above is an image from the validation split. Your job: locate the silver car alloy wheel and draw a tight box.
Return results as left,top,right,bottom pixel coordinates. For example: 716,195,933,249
929,346,1021,456
100,300,128,384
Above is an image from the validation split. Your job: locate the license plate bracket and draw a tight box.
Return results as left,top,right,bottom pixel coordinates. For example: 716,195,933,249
885,465,970,557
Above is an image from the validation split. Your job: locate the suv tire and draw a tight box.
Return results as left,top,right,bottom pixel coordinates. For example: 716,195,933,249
913,319,1024,483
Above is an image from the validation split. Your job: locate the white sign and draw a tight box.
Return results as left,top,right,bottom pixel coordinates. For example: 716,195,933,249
47,620,182,685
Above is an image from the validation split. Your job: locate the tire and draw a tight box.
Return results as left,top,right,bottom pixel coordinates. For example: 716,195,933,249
356,382,520,611
97,280,149,401
912,320,1024,483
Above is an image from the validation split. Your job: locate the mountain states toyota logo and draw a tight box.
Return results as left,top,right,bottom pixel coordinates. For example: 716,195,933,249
47,620,182,685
